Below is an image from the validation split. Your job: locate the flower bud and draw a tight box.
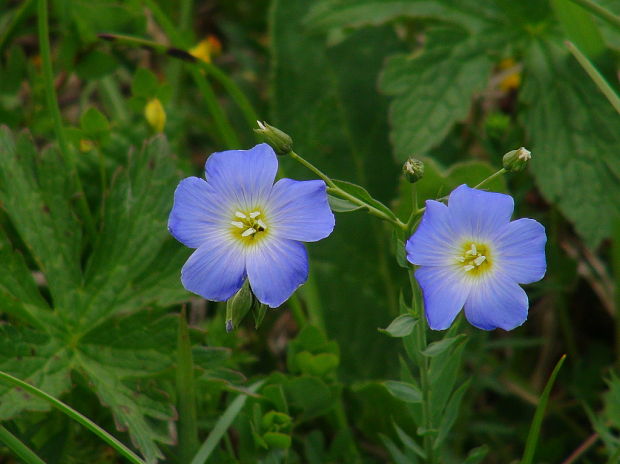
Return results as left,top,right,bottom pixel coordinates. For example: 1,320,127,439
502,147,531,172
403,157,424,183
144,98,166,133
225,280,255,332
254,121,293,155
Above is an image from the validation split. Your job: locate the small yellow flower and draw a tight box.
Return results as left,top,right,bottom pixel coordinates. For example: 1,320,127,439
80,139,95,152
498,58,521,92
144,98,166,133
189,35,222,63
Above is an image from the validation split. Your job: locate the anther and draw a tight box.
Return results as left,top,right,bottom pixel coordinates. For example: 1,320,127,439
231,221,244,228
249,211,261,218
256,219,267,230
235,211,247,219
473,255,486,266
241,228,256,237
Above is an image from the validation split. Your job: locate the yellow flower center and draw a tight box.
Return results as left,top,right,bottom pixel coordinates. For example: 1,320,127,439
456,242,492,276
230,209,269,244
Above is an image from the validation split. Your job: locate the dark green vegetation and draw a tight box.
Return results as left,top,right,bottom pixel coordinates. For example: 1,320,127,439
0,0,619,463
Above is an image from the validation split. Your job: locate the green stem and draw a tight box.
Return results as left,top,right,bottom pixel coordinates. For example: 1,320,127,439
169,0,193,104
288,294,308,329
566,0,620,31
0,425,46,464
289,150,406,229
177,309,199,463
37,0,96,238
0,370,145,464
566,41,620,115
408,270,435,464
473,168,507,190
99,76,129,123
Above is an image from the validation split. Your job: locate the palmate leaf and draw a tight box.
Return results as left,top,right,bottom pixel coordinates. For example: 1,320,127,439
0,128,188,463
521,36,620,247
379,26,493,160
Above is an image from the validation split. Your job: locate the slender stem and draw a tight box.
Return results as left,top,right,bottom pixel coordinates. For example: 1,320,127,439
566,41,620,116
0,425,46,464
566,0,620,31
560,432,598,464
169,0,193,104
177,309,199,463
473,168,507,190
409,269,435,464
99,76,129,123
289,150,406,229
37,0,96,238
288,294,308,328
0,370,145,464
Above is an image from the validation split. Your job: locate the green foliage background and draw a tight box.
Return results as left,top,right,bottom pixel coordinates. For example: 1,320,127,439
0,0,619,463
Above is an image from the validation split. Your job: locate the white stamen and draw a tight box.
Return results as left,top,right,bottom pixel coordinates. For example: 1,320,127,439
256,219,267,230
473,255,486,266
231,221,244,228
257,120,266,130
235,211,247,219
241,228,256,237
249,211,261,218
465,244,477,256
463,264,475,272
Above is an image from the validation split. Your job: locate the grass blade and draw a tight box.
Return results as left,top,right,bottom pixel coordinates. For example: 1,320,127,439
190,380,265,464
0,425,46,464
520,355,567,464
177,309,199,463
0,370,145,464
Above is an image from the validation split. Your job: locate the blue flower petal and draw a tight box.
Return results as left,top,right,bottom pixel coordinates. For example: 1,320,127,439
415,266,471,330
448,185,514,238
495,218,547,284
464,272,528,331
181,232,246,301
266,179,335,242
205,143,278,209
246,238,308,308
168,177,230,248
407,200,459,266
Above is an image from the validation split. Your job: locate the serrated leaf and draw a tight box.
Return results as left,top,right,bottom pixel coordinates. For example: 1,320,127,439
422,334,466,357
0,326,71,420
327,194,363,212
379,26,492,160
384,380,422,403
379,314,418,337
522,38,620,246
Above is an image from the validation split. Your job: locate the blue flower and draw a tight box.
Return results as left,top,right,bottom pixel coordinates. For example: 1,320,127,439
406,184,546,331
168,143,335,308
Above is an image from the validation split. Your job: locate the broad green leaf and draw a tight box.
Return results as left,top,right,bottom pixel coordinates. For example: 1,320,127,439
522,37,620,246
550,0,606,58
132,68,160,99
285,376,335,420
422,334,466,357
80,107,110,137
379,314,418,337
0,128,82,311
379,26,493,160
305,0,496,34
393,423,425,459
0,326,71,420
463,445,490,463
383,380,423,403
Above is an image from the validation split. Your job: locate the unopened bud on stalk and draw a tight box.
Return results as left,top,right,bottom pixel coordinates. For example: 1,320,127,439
144,98,166,133
254,121,293,155
403,157,425,183
502,147,531,172
225,280,255,332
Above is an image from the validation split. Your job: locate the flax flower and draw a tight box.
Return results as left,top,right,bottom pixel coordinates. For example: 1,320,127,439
169,144,335,307
406,185,546,330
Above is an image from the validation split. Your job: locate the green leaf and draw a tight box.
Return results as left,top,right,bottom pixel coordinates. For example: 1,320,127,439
379,314,418,337
422,334,466,357
75,50,119,80
463,445,490,464
550,0,606,58
379,26,493,160
380,433,417,464
80,107,110,137
331,179,397,221
0,326,71,420
284,376,335,420
383,380,422,403
522,38,620,246
305,0,495,34
132,68,160,98
393,423,425,459
434,378,471,448
520,355,567,464
327,194,363,213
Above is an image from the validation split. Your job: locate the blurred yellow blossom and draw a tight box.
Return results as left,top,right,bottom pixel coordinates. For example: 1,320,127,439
144,98,166,133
